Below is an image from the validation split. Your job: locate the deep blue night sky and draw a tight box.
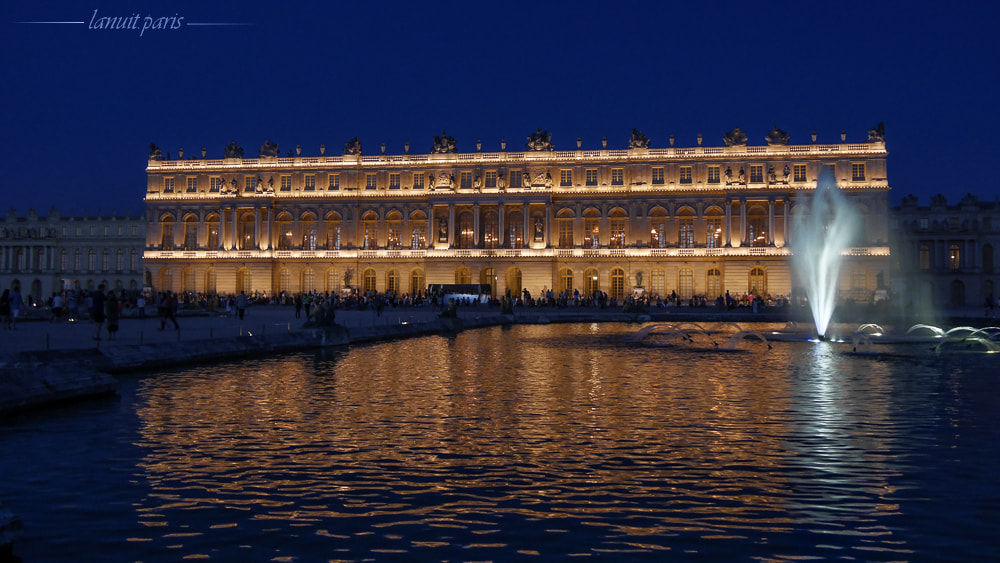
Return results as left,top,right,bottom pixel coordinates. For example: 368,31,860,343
3,0,998,216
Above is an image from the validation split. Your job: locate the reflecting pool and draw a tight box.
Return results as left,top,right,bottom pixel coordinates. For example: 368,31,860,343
2,323,999,560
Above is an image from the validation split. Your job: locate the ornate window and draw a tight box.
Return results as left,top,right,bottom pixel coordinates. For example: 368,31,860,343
362,268,377,294
560,169,572,186
185,177,197,193
365,173,377,189
707,268,722,299
389,173,401,189
386,269,400,295
456,267,471,284
750,165,764,183
793,164,807,182
652,167,664,184
328,174,340,190
852,163,866,181
412,173,424,190
460,172,473,189
304,175,316,191
558,218,574,248
410,268,425,295
610,267,625,300
485,171,497,188
678,210,694,249
678,268,693,300
749,267,766,296
949,243,961,270
279,269,290,294
611,168,624,185
651,267,665,297
280,175,292,191
679,166,692,184
163,177,175,193
706,214,722,248
586,169,598,186
707,166,720,184
559,268,573,294
584,268,600,298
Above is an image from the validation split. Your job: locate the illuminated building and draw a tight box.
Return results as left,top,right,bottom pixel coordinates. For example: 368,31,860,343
0,207,146,303
890,193,1000,308
143,127,890,301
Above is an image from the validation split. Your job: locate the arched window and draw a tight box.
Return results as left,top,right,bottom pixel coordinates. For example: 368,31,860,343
506,210,524,248
410,268,425,296
749,267,766,296
507,267,522,296
325,212,342,250
206,213,220,249
279,268,291,294
584,268,600,298
183,215,198,250
482,210,500,249
583,209,601,249
386,268,400,295
301,212,317,251
161,267,173,292
362,211,378,250
609,208,627,249
456,267,471,284
236,268,252,295
678,268,694,300
160,216,175,249
649,208,667,248
205,268,217,294
326,268,341,293
302,268,315,293
457,211,474,249
610,267,625,299
239,213,256,250
362,268,377,294
182,267,195,293
746,205,768,247
559,268,573,294
651,267,665,297
677,208,695,249
949,243,961,270
707,268,722,299
386,211,402,250
276,212,294,250
705,208,723,249
480,267,496,298
556,209,575,248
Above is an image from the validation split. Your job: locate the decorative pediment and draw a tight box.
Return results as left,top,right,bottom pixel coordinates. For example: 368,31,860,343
723,128,748,147
431,131,457,154
628,128,650,149
526,128,553,151
259,140,279,158
223,141,244,159
765,127,790,146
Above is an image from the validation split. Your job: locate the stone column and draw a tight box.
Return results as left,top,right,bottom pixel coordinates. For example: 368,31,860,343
231,206,239,250
254,207,262,250
218,208,226,250
782,198,790,247
523,203,529,248
544,203,551,248
427,206,434,250
498,204,505,248
725,199,732,247
739,198,747,247
473,203,480,248
768,199,776,246
448,204,455,249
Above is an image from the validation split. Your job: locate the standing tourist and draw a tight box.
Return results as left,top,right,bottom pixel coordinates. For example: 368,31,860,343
105,290,120,340
236,291,248,320
0,289,10,330
51,292,64,322
91,284,106,340
8,285,23,329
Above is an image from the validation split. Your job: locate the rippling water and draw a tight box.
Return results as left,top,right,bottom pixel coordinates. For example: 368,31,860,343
2,323,999,561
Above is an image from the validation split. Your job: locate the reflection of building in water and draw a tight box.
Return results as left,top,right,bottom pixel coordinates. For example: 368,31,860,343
890,193,1000,308
143,128,890,301
0,207,145,303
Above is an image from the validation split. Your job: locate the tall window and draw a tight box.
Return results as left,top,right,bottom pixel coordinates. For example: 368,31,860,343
186,178,198,192
609,218,626,249
362,268,377,294
245,176,257,192
456,267,472,284
389,173,401,189
163,178,175,193
750,165,764,183
461,172,473,189
586,169,598,186
679,166,692,184
326,223,341,250
706,216,722,248
210,177,223,192
280,175,292,191
610,268,625,300
328,174,340,190
852,163,866,181
584,268,600,298
386,269,400,295
611,168,624,185
184,218,198,250
749,267,766,296
483,211,499,249
510,171,522,189
506,268,522,296
707,268,722,298
679,215,694,248
678,268,693,300
560,169,572,186
584,218,600,248
650,217,666,248
365,173,377,189
410,269,425,295
651,268,665,297
559,268,573,294
919,243,931,270
302,269,316,293
302,218,317,250
160,219,174,249
707,166,720,184
506,211,524,248
327,269,341,293
485,171,497,188
387,220,401,249
746,206,767,247
412,173,424,190
276,214,293,250
558,218,574,248
363,219,377,250
205,268,217,294
304,175,316,191
411,226,426,249
793,164,807,182
652,167,664,184
458,212,474,248
949,243,961,270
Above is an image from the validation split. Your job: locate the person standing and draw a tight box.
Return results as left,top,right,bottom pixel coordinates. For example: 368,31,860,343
136,294,146,319
105,290,120,340
236,291,247,320
0,289,10,330
51,292,64,322
91,284,106,340
8,285,23,329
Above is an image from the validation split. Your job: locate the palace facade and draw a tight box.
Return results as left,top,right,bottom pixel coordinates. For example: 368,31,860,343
0,208,146,304
143,127,891,302
890,193,1000,308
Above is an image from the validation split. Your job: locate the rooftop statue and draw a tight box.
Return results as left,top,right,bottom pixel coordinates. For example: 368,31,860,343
723,127,748,146
148,142,162,161
431,131,458,154
765,126,790,146
259,140,279,158
223,141,244,159
868,122,886,143
343,136,362,156
628,128,650,149
526,128,553,151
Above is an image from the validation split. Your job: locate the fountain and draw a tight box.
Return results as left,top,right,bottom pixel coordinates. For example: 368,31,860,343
791,169,860,339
